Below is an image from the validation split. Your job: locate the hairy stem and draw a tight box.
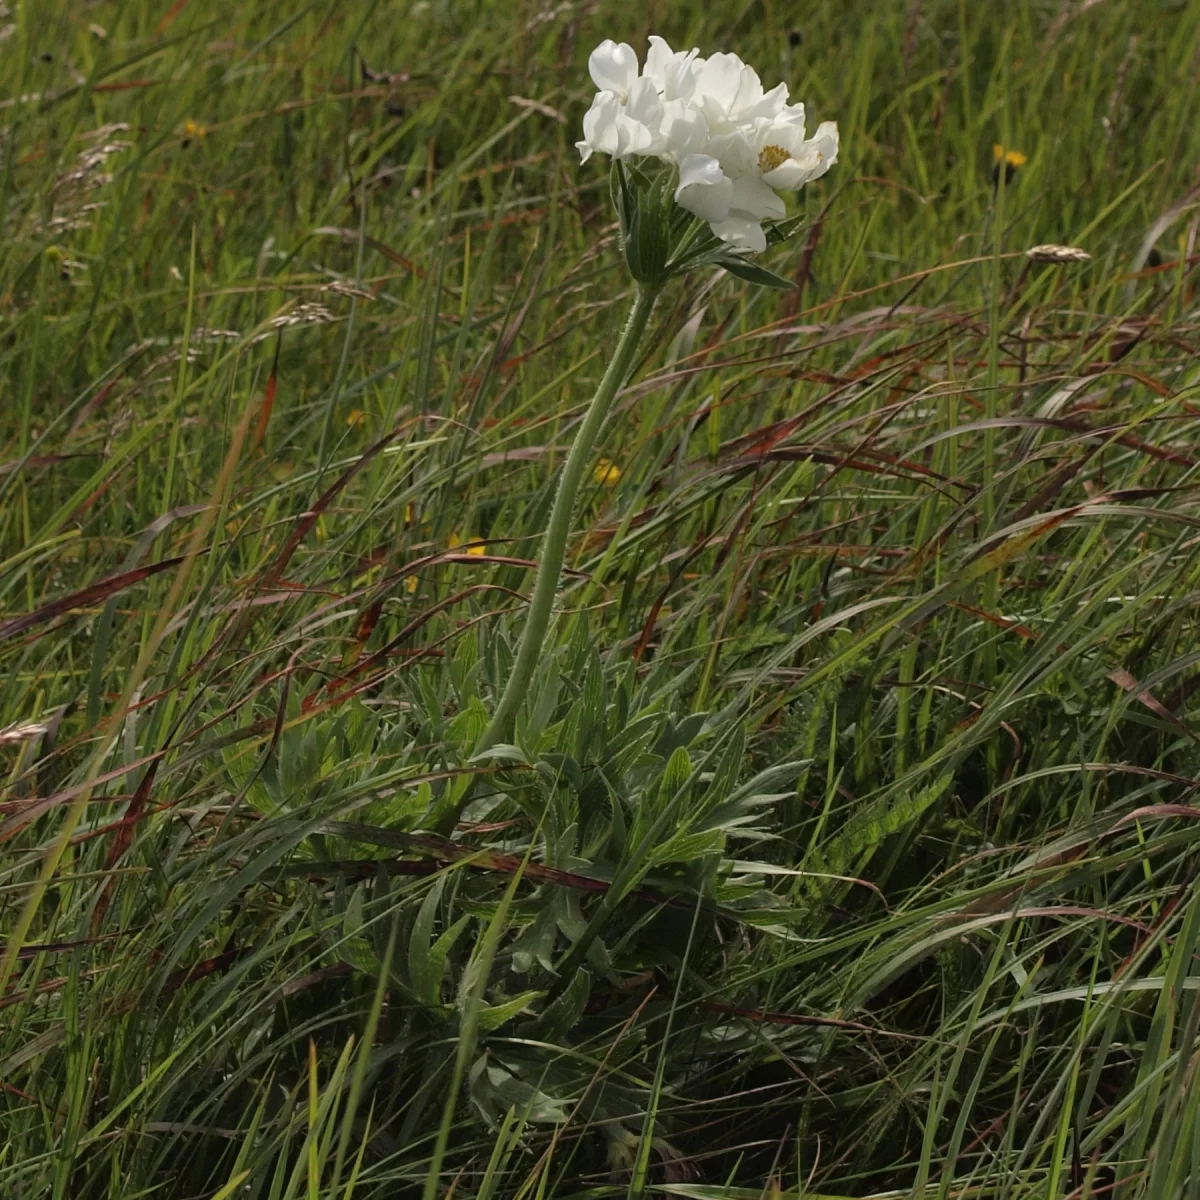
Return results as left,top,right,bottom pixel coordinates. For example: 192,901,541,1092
477,284,659,753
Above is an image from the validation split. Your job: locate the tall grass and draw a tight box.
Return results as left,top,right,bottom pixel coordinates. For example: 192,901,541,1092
3,1,1200,1197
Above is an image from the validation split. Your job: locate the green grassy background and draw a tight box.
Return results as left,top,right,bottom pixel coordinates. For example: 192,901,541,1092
4,1,1200,1197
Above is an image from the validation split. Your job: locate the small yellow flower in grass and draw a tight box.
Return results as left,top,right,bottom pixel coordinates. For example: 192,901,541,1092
182,119,208,141
448,532,486,556
346,408,366,427
405,574,418,593
594,458,621,486
992,144,1027,186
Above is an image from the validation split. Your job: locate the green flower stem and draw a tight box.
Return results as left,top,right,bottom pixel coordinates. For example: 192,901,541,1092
477,283,659,753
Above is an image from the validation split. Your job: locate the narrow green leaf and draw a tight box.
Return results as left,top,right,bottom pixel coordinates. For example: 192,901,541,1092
717,256,797,289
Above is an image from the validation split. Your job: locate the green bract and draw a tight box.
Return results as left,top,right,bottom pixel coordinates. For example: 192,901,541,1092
612,160,804,289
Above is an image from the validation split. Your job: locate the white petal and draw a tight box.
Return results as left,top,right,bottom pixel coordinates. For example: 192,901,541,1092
708,129,757,178
646,37,702,102
770,109,809,150
644,36,676,87
710,215,767,253
812,121,840,167
624,75,664,128
696,52,747,119
588,40,639,99
739,81,789,120
579,92,623,159
761,123,838,189
729,174,786,220
762,159,819,189
760,160,812,189
666,48,702,101
779,100,807,127
729,62,765,115
659,98,709,162
675,154,734,222
615,112,656,157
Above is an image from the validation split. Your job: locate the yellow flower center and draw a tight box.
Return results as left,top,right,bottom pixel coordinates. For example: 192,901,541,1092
757,144,790,174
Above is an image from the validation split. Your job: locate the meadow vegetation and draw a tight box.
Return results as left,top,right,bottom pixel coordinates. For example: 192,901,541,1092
4,1,1200,1196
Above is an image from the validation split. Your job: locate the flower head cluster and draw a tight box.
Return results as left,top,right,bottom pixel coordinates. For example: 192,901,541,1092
577,36,838,253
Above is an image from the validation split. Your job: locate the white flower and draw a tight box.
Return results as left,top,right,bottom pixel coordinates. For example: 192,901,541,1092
718,113,840,192
577,37,706,164
576,36,839,257
688,114,839,250
576,40,666,162
577,83,664,162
